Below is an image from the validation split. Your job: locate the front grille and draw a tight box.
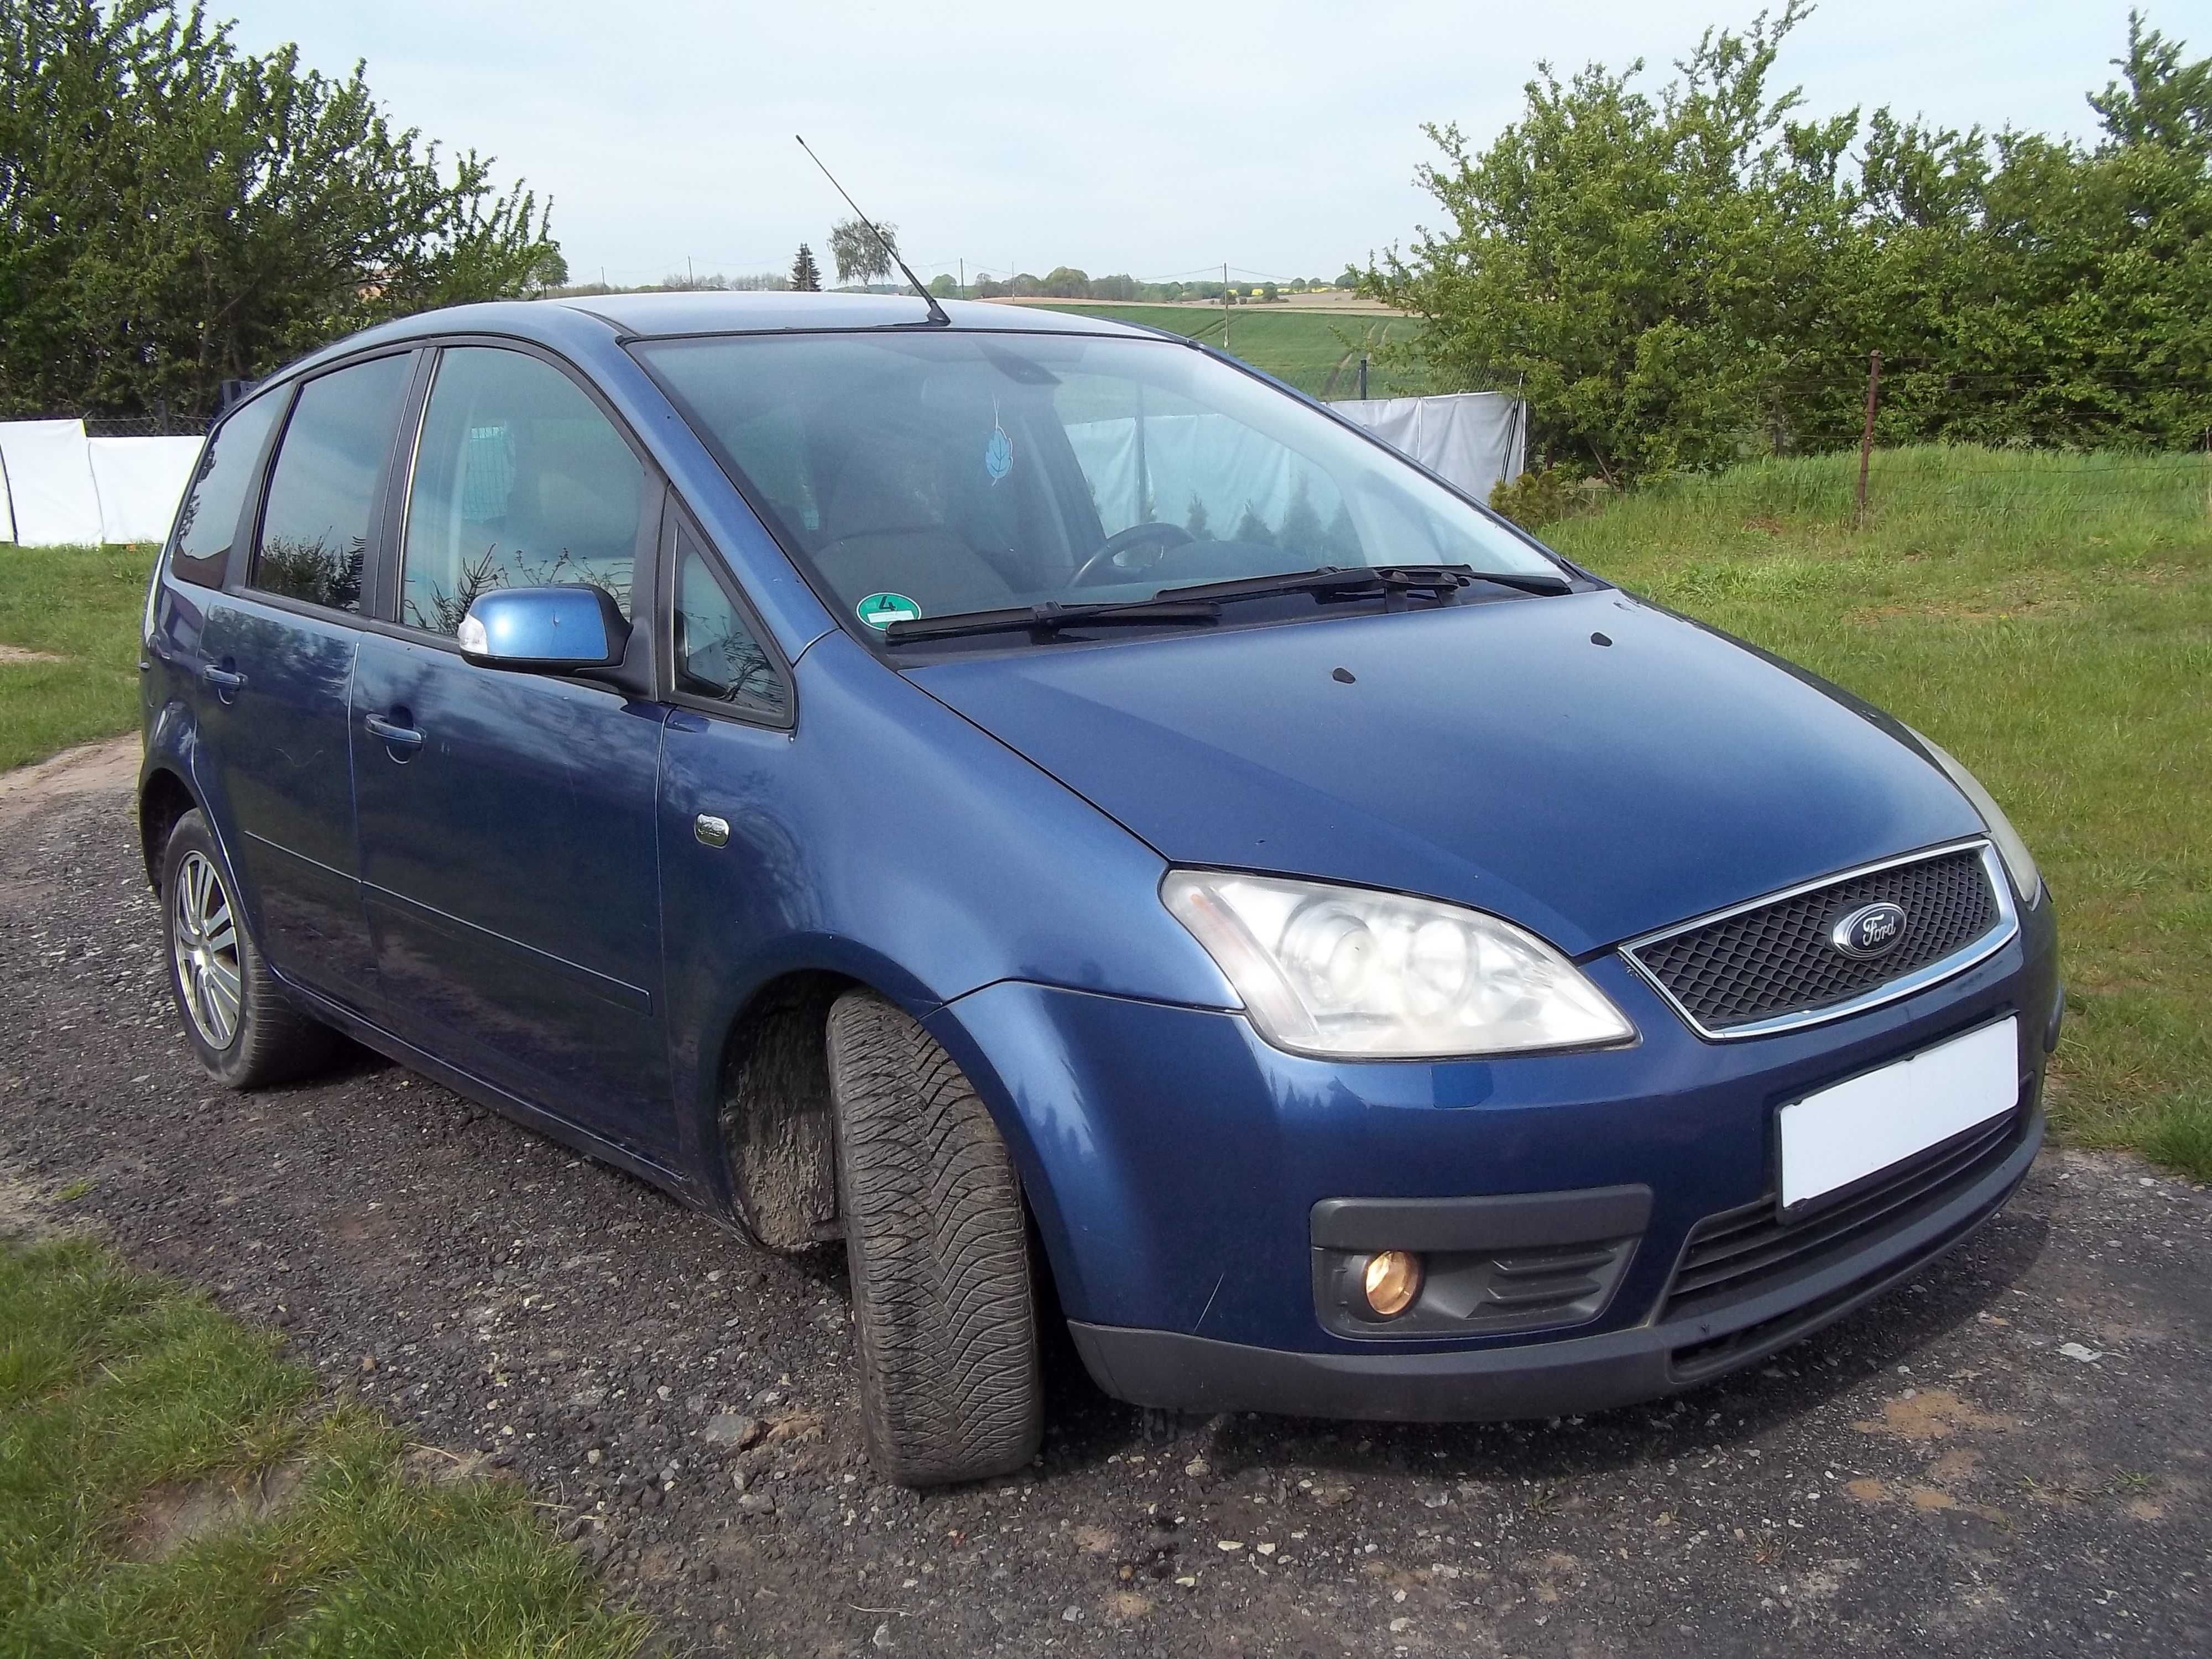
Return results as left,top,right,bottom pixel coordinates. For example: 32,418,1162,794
1627,846,2001,1034
1661,1105,2025,1333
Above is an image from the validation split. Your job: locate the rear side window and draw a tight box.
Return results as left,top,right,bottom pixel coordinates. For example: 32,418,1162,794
400,347,645,635
169,393,282,588
251,353,413,614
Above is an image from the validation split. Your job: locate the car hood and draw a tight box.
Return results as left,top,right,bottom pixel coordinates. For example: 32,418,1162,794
906,591,1984,957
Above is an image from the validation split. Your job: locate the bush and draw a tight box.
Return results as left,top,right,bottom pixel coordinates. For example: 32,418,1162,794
1489,466,1609,529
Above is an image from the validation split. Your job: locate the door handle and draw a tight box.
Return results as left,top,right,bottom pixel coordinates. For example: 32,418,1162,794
694,813,731,848
202,665,245,691
364,712,424,750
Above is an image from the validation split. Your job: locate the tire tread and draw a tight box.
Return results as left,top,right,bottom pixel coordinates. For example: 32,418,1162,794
827,992,1041,1485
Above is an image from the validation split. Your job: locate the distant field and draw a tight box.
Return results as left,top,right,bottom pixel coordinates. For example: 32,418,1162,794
1035,304,1429,400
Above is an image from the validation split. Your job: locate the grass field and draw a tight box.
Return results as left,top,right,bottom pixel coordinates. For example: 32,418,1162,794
1544,446,2212,1179
0,1233,645,1656
1039,303,1430,399
0,543,156,773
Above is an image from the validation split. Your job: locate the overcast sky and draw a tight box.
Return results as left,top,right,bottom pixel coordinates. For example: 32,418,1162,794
213,0,2163,288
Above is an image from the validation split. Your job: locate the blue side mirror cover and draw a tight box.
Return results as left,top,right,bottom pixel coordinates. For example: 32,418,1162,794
459,585,631,672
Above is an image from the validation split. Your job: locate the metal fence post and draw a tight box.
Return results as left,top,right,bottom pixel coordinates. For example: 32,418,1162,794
1358,356,1369,400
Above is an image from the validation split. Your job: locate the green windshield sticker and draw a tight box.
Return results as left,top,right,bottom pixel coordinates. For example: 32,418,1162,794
857,592,922,629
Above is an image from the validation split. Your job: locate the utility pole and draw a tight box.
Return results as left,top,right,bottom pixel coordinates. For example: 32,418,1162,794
687,254,694,288
1856,349,1882,526
1223,263,1230,355
958,258,964,300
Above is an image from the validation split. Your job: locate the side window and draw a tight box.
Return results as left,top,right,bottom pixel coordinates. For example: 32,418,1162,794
672,533,786,718
251,354,413,614
401,347,644,635
170,391,282,587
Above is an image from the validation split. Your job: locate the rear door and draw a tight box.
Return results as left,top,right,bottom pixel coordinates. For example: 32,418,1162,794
195,351,417,1010
349,343,675,1161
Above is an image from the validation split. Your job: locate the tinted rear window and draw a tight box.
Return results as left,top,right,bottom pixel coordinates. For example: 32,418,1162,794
170,393,283,588
251,353,413,614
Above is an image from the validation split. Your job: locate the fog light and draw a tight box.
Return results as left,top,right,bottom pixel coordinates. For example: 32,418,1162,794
1360,1250,1423,1318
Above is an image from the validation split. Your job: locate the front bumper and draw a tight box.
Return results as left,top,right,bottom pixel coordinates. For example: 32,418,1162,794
928,885,2058,1422
1068,1102,2039,1420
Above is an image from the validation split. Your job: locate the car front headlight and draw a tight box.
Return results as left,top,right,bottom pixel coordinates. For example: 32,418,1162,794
1162,870,1635,1060
1908,729,2042,903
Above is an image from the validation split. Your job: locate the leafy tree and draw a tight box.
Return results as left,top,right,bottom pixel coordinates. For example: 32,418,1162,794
1042,265,1091,298
1368,6,2212,478
926,272,956,298
789,243,821,291
0,0,560,418
827,217,896,286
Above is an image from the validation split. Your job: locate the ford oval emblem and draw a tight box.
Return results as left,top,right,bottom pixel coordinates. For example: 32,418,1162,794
1832,901,1908,960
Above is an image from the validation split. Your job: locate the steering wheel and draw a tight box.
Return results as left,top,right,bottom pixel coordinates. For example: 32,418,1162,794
1068,521,1197,589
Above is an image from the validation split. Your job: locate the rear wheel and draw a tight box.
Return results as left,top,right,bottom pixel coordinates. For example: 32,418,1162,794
160,810,336,1088
826,990,1042,1486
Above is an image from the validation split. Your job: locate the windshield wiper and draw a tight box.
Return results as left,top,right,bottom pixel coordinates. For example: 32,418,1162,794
880,562,1573,645
1152,563,1575,607
882,595,1221,644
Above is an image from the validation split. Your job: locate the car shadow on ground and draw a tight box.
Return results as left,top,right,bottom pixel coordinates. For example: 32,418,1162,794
1028,1205,2051,1486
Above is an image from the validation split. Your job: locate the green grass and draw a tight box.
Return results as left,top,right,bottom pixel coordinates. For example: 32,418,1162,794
1543,445,2212,1180
0,1234,646,1658
0,543,157,772
1041,303,1429,399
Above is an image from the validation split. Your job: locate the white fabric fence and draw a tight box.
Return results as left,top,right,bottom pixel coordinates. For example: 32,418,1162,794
1330,391,1525,501
1065,392,1525,542
0,419,202,547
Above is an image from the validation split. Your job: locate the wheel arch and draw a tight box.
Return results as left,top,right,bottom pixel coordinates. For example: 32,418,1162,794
137,763,200,889
691,948,1082,1327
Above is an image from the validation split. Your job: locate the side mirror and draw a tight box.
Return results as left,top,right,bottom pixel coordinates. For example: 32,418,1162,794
458,585,630,672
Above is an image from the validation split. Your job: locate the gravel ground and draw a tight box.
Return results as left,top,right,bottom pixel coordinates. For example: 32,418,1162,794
2,755,2207,1657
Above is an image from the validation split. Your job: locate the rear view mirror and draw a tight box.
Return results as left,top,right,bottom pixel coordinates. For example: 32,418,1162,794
458,585,630,671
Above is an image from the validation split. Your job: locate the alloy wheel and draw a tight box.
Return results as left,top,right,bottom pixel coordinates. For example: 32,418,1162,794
171,849,242,1048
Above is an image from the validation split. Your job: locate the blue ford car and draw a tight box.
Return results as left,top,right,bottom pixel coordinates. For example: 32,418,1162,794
140,293,2059,1486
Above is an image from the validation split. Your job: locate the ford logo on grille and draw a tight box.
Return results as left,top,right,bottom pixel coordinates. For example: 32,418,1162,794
1831,901,1908,959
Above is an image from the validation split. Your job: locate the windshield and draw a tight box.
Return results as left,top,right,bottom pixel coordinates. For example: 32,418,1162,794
637,330,1558,635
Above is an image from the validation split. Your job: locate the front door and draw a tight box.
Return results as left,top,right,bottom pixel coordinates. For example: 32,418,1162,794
348,344,674,1161
198,351,416,1010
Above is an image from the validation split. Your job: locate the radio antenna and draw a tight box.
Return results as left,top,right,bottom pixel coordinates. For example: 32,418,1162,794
795,135,950,327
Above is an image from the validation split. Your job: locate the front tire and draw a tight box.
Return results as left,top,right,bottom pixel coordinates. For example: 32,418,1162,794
826,990,1042,1486
160,810,335,1088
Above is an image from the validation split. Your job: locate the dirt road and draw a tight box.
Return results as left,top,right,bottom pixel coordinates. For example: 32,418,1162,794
2,752,2205,1656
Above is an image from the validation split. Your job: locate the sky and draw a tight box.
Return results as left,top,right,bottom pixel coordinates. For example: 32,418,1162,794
212,0,2169,289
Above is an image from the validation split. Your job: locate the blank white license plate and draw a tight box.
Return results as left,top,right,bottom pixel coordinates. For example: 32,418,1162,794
1778,1018,2019,1211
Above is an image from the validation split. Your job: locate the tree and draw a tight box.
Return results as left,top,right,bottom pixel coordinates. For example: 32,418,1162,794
0,0,561,418
927,272,956,298
790,243,822,291
1042,265,1091,298
1366,6,2212,478
827,217,896,286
